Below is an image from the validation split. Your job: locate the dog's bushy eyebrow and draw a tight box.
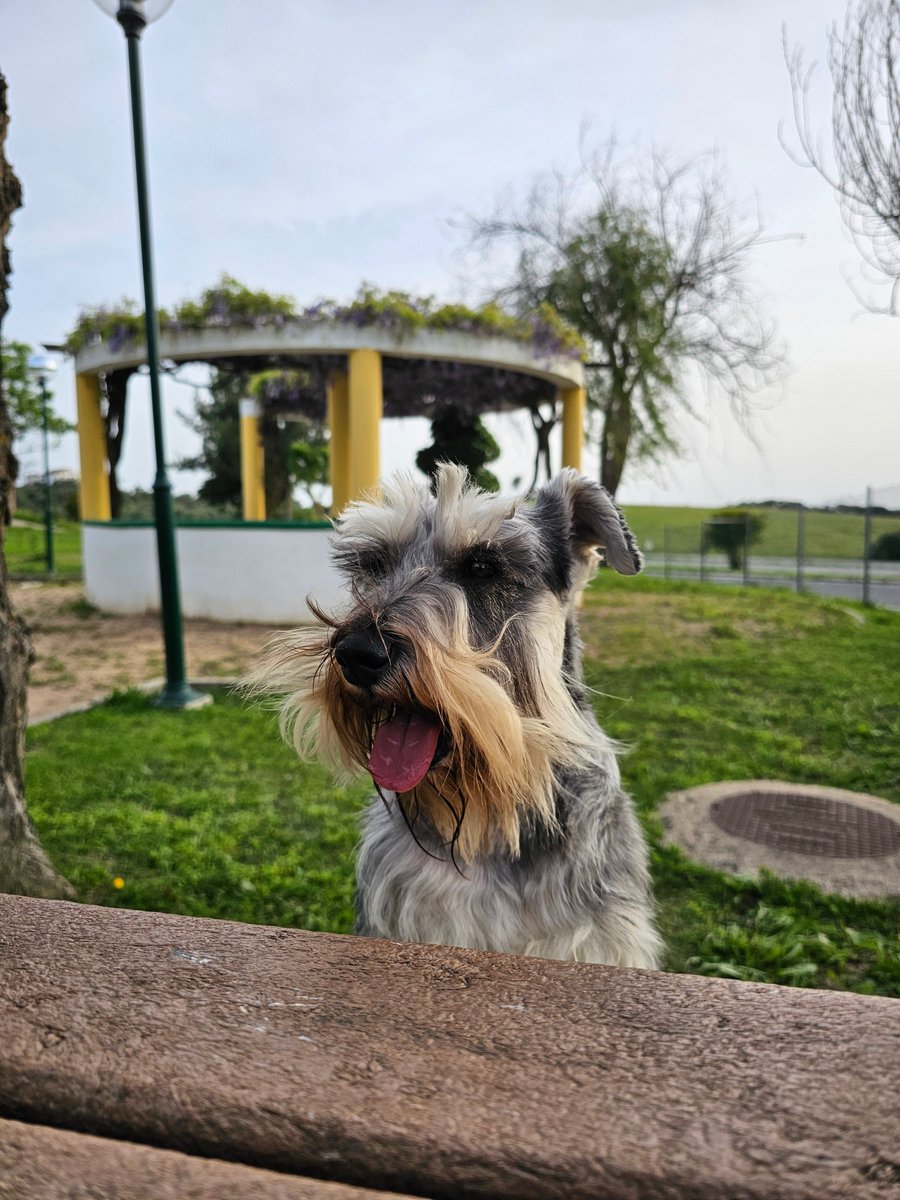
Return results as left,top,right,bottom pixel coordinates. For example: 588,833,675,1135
440,510,539,566
332,534,399,576
337,474,430,547
432,464,519,553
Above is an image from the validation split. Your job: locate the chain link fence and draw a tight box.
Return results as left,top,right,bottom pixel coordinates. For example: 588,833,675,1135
645,485,900,609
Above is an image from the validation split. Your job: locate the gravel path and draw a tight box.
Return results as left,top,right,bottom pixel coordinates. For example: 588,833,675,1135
11,581,286,724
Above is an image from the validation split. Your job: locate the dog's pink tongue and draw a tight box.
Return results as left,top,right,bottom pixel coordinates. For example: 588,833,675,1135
369,710,441,793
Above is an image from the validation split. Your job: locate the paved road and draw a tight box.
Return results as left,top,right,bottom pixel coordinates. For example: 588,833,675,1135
643,558,900,610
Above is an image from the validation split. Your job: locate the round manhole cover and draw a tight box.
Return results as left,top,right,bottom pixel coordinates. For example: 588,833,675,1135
710,790,900,858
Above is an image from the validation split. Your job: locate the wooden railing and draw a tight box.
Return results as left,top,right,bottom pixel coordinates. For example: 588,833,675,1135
1,895,896,1199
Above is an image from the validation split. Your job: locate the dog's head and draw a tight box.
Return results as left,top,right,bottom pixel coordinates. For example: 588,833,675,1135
252,464,641,861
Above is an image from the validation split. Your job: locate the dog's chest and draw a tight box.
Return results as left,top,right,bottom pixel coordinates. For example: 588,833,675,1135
356,800,579,955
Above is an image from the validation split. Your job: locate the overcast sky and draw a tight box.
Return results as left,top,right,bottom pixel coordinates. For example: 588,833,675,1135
2,0,897,507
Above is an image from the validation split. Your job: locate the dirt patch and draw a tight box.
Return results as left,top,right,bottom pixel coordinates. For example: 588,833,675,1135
11,582,287,724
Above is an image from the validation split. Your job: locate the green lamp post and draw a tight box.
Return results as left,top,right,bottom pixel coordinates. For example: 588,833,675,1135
90,0,208,709
26,352,56,575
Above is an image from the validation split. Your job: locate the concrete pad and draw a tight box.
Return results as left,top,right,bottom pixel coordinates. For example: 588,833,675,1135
660,780,900,898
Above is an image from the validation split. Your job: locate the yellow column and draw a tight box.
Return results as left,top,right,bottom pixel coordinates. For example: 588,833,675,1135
347,349,382,501
239,398,266,521
75,373,111,521
326,369,350,515
561,385,586,473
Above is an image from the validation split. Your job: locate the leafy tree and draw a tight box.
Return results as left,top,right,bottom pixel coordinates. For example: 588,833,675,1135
101,368,132,519
259,410,299,519
179,367,326,517
0,70,71,899
704,508,766,570
416,406,501,492
783,1,900,312
178,369,244,513
464,140,785,496
541,207,681,496
115,487,239,522
290,426,329,514
15,477,79,521
250,368,329,515
0,340,71,441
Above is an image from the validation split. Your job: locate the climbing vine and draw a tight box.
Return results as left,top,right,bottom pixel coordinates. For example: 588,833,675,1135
66,278,585,501
65,277,584,361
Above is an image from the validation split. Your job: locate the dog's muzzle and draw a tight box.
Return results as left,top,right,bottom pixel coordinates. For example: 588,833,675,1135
333,626,392,689
332,623,447,793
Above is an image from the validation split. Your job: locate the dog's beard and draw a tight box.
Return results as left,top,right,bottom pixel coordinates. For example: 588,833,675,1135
247,598,594,863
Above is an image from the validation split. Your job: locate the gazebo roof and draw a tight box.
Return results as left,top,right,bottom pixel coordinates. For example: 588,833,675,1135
72,320,585,404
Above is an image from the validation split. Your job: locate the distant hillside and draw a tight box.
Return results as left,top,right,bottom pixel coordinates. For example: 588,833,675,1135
623,505,900,559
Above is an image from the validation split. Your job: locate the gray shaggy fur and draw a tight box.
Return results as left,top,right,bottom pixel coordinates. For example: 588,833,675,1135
262,465,662,969
356,762,661,967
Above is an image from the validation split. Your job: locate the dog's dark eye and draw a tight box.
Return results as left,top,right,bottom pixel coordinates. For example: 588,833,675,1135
467,557,496,581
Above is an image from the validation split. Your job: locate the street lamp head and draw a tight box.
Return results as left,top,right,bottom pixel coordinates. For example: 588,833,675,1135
91,0,175,32
27,352,58,380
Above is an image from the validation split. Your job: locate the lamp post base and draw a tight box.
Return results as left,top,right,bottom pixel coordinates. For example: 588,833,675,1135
152,683,213,710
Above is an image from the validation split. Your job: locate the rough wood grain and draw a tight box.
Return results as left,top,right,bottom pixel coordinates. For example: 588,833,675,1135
0,1117,422,1199
0,896,897,1200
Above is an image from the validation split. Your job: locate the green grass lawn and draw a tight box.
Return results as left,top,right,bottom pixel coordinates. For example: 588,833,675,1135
7,517,82,578
25,577,900,995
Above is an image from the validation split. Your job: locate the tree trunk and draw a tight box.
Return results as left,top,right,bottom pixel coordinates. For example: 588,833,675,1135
527,399,557,491
599,389,633,498
0,71,73,899
262,419,293,518
103,369,131,520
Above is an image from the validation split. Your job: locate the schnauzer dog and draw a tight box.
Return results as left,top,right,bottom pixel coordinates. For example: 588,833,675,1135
252,464,661,969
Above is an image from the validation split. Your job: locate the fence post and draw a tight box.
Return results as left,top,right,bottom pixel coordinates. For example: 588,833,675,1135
700,523,707,582
862,486,873,606
796,505,805,594
742,518,750,587
664,527,671,581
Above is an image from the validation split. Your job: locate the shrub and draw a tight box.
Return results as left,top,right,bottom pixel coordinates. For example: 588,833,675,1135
870,529,900,561
416,407,500,493
704,508,765,570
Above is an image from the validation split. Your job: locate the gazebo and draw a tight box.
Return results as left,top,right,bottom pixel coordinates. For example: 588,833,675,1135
72,308,586,623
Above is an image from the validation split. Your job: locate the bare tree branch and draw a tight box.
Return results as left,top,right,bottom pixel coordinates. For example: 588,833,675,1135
782,1,900,313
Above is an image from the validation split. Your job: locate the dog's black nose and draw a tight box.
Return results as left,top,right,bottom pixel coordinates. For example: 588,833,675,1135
334,627,392,688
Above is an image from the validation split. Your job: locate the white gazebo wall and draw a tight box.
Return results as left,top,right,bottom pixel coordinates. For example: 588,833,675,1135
82,524,343,625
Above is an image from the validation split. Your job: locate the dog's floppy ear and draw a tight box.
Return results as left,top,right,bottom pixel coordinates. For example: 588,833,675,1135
536,469,643,576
